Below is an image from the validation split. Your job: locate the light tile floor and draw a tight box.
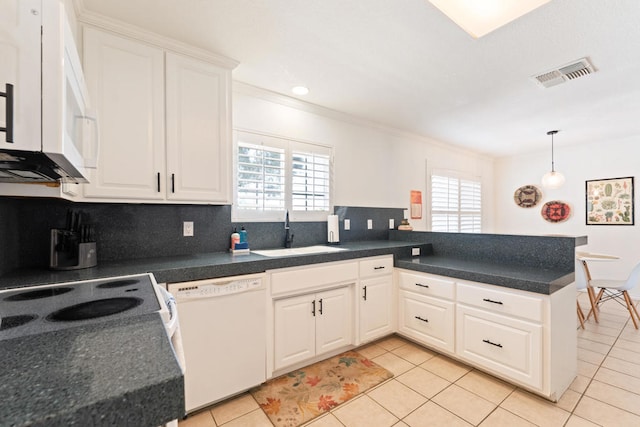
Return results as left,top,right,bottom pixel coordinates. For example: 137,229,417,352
179,294,640,427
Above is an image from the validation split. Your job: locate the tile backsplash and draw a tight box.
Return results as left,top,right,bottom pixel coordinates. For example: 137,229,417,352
0,197,404,273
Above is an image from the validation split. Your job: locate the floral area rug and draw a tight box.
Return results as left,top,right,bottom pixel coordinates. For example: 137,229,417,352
251,351,393,427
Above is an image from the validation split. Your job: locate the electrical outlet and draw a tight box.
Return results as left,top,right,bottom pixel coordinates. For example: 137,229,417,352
389,219,394,229
344,219,350,230
367,219,373,229
412,247,420,256
183,221,194,237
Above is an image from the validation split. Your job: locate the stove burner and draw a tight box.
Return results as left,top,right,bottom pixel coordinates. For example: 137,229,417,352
0,314,37,330
46,297,143,322
4,287,73,302
96,279,140,289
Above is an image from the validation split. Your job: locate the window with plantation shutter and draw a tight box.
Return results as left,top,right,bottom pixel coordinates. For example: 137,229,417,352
292,149,331,212
431,173,482,232
236,142,285,211
234,131,333,221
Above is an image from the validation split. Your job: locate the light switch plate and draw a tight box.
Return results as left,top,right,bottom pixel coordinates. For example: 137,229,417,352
389,219,394,229
367,219,373,229
344,219,350,230
183,221,194,237
412,247,420,256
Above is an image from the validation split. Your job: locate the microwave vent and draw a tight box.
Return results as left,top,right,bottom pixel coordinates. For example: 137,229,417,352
532,58,595,88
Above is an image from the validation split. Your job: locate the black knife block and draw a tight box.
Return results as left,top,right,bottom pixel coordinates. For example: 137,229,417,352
49,229,97,270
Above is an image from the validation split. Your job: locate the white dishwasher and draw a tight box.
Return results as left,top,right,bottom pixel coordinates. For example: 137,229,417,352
167,273,266,413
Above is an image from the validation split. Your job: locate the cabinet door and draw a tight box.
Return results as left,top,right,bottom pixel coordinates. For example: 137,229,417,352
315,287,353,356
274,294,316,370
360,276,393,343
165,53,230,203
316,287,353,354
457,304,542,389
0,0,41,149
83,27,165,200
398,290,455,353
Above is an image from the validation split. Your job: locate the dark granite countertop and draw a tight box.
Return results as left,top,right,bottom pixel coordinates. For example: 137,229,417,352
0,313,184,427
0,240,424,289
1,239,576,294
396,255,574,295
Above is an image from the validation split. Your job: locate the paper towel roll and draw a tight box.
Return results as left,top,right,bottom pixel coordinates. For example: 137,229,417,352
327,215,340,243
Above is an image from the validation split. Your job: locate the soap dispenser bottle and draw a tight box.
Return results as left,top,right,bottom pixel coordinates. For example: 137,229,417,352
230,227,240,250
239,226,248,244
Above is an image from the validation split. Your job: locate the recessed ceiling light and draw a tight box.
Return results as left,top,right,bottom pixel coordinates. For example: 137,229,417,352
291,86,309,95
428,0,551,38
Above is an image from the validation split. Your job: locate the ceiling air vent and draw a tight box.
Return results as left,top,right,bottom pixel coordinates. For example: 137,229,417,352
532,58,595,88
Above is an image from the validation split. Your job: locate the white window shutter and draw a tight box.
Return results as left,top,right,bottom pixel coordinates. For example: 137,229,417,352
431,173,482,232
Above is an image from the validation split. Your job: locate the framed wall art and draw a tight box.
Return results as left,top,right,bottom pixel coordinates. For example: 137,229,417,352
586,176,634,225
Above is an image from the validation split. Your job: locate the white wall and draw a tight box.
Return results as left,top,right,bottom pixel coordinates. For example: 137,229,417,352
232,84,495,231
494,135,640,297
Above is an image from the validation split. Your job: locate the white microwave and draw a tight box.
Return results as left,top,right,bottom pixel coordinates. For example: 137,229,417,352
0,0,97,183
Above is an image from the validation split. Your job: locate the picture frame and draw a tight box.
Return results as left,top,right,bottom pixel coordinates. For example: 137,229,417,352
586,176,634,225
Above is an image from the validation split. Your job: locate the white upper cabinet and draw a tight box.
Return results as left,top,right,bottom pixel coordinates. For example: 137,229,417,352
83,27,165,200
0,0,41,149
165,53,230,202
82,27,232,203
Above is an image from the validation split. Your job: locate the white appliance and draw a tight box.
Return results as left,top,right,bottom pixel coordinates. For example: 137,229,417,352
0,0,98,183
167,274,266,413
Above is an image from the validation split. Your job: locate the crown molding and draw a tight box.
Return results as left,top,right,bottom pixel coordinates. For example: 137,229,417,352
73,0,238,69
233,81,492,161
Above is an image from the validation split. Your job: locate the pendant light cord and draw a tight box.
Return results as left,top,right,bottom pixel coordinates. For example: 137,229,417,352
547,130,559,173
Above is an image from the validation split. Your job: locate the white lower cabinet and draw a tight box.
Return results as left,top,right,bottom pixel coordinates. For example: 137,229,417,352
359,276,393,343
456,304,542,389
359,256,395,343
399,290,455,353
396,268,576,401
273,286,352,371
397,270,456,353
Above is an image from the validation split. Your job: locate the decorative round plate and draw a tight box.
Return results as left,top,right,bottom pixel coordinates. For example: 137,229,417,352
541,200,571,223
514,185,542,208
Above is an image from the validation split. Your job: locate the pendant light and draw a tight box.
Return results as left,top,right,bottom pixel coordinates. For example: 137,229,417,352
541,130,565,189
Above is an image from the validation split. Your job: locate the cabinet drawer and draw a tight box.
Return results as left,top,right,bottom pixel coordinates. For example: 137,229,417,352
398,290,455,353
359,256,393,278
457,282,543,322
456,305,542,389
271,261,358,295
398,271,455,300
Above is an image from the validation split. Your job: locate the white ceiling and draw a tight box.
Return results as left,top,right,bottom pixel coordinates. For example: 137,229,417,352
78,0,640,158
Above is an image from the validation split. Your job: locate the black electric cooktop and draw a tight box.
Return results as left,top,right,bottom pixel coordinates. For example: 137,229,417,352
0,274,161,340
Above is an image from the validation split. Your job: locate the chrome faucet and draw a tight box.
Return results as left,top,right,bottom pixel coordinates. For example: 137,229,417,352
284,210,294,248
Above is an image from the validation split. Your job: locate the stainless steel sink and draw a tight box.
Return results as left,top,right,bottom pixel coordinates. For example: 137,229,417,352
253,245,347,257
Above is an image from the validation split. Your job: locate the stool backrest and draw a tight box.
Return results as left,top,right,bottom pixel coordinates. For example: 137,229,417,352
622,262,640,291
575,259,590,290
